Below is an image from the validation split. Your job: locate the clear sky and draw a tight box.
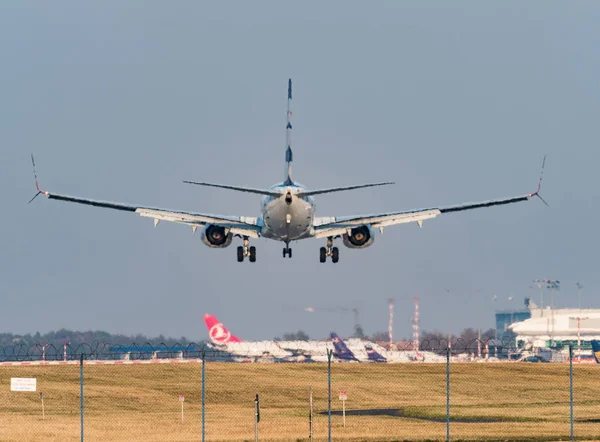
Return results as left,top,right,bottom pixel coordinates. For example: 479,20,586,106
1,1,599,342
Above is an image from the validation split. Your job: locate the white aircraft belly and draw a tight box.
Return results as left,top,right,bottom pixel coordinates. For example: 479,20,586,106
262,197,313,240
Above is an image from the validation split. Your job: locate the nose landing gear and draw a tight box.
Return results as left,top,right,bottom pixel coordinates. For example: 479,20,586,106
237,237,256,262
283,241,292,258
319,237,339,263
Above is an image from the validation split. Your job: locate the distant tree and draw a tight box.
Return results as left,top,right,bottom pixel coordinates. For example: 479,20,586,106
282,330,310,341
370,331,389,342
352,325,367,339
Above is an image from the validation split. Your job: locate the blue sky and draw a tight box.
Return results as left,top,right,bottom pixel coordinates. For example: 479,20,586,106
1,1,599,341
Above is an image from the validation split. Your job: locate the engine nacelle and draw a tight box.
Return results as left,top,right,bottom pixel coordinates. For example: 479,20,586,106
342,226,375,249
201,225,233,248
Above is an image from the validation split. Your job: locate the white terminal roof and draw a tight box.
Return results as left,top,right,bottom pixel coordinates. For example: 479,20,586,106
510,308,600,342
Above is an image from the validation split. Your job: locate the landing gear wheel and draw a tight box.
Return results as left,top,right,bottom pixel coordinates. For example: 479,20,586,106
237,246,244,262
249,246,256,262
288,248,292,258
283,246,292,258
331,247,339,263
319,247,327,263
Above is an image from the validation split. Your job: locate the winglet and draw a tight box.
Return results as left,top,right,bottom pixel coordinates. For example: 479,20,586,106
28,154,47,204
529,155,549,206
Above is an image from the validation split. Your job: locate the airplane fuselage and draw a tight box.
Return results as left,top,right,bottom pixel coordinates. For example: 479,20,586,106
261,183,315,241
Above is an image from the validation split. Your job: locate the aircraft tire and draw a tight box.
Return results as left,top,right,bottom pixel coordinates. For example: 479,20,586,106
237,246,244,262
249,246,256,262
331,247,339,263
319,247,327,263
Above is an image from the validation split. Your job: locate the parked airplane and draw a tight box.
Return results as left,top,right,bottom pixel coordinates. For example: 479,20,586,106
30,79,547,263
203,314,329,362
592,340,600,364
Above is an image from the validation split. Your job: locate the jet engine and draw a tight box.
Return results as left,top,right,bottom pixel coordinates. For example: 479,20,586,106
342,226,375,249
201,225,233,248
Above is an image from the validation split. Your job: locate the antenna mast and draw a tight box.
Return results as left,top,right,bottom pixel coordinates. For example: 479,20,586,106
412,297,420,357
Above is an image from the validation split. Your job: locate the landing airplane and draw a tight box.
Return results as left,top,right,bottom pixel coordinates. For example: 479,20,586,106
30,79,547,263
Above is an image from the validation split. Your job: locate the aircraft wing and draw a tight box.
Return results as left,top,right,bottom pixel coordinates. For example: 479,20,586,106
30,159,261,238
313,192,539,239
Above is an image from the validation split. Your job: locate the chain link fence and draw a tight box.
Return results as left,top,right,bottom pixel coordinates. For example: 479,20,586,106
0,341,599,441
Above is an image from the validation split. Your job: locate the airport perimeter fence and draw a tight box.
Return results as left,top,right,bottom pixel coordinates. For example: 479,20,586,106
0,340,598,441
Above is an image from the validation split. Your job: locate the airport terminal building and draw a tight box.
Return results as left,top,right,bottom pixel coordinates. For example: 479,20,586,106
496,297,600,352
511,307,600,350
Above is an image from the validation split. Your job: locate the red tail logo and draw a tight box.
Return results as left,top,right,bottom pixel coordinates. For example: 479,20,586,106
204,314,243,344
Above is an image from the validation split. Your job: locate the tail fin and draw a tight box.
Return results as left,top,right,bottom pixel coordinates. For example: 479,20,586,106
284,78,294,185
203,314,243,344
365,344,387,363
331,332,359,361
592,340,600,364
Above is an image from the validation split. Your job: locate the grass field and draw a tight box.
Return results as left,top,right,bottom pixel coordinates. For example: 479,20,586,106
0,362,599,441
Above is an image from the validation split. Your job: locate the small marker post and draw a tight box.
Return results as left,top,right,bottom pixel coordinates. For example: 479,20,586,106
40,392,45,420
179,394,185,423
339,391,347,428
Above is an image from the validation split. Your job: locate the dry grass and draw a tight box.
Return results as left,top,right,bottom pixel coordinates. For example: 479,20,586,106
0,362,599,441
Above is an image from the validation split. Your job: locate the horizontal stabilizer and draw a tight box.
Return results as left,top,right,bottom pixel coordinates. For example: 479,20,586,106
299,182,394,197
183,181,280,197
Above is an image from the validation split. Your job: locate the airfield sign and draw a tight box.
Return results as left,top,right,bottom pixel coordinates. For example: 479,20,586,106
339,391,347,427
11,378,36,392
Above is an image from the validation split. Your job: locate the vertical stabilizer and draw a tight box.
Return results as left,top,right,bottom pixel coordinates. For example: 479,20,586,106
284,79,294,185
365,344,387,363
331,332,359,361
592,340,600,364
203,314,243,344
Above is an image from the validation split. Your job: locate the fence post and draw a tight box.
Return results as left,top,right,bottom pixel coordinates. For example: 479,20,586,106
254,394,260,442
202,350,206,442
80,353,84,442
446,346,450,442
569,344,574,440
327,349,332,442
309,386,313,442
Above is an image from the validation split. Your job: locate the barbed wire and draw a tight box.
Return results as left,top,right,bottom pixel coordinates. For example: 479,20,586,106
0,338,562,362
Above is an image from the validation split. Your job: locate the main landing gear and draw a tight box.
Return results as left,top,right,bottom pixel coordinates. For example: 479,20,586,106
237,237,256,263
282,242,292,258
320,237,339,263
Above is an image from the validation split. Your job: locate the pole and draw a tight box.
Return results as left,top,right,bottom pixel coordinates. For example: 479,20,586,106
577,318,581,363
569,344,574,440
309,387,313,442
328,349,332,442
181,400,184,424
342,399,346,428
254,394,260,442
202,351,205,442
64,342,67,362
389,297,394,350
79,354,84,442
40,392,45,420
446,347,450,442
